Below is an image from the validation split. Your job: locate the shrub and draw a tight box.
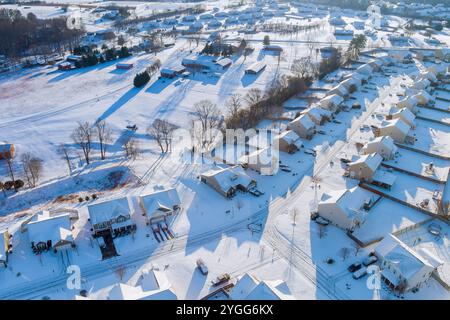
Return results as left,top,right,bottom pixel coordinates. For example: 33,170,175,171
133,71,150,87
78,197,84,203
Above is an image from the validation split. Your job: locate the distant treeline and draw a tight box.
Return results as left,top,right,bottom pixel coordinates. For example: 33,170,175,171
0,8,83,58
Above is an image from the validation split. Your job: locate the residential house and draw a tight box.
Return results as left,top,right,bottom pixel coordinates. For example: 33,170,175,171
200,166,256,198
346,153,383,182
374,119,414,144
319,94,344,113
138,188,181,224
88,197,136,238
317,186,373,231
413,90,434,106
396,96,418,114
328,83,348,98
388,108,416,128
240,148,279,176
229,273,295,300
375,234,442,293
27,211,75,254
305,106,332,125
245,62,266,75
273,130,303,154
287,114,316,140
361,136,397,160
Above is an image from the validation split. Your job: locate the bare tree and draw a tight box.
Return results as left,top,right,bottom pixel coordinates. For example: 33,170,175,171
338,247,351,261
226,94,243,118
115,266,126,281
95,121,112,160
123,137,140,160
148,119,174,153
71,122,94,165
290,208,300,225
244,88,263,107
21,153,43,188
58,143,72,174
192,100,222,150
4,156,16,191
291,57,318,79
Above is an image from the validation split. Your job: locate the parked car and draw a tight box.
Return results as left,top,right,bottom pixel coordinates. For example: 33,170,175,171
196,259,209,275
315,216,330,226
211,273,230,286
352,267,367,279
363,255,378,266
348,262,362,273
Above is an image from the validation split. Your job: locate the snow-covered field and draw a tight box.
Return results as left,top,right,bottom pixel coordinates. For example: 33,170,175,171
0,0,450,301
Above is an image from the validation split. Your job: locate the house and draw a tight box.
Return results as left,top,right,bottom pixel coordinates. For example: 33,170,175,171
374,119,414,144
229,273,295,300
396,96,418,113
287,114,316,140
418,71,438,84
389,51,413,63
426,64,447,78
329,17,346,26
361,136,397,160
27,211,74,254
138,188,181,223
388,108,416,128
343,72,368,84
319,94,344,113
328,83,348,98
66,55,82,63
408,78,430,91
182,55,230,72
160,66,186,78
189,21,204,32
182,15,196,22
334,28,354,36
367,59,383,71
340,78,360,92
317,186,373,231
88,197,136,238
116,63,133,70
413,90,434,106
245,62,266,75
415,50,435,61
375,234,442,293
346,153,383,182
0,142,15,160
79,268,177,300
305,106,332,125
0,230,11,267
240,148,279,176
272,130,302,154
200,166,256,198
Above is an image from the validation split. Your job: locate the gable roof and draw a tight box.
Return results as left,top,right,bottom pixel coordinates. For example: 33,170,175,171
319,186,371,220
27,211,72,244
289,114,315,131
139,188,181,216
88,197,131,226
349,153,383,172
201,165,254,193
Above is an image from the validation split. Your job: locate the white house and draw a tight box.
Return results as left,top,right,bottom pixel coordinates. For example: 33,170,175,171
340,77,360,92
240,148,279,176
389,108,416,128
418,70,438,84
317,186,373,231
346,153,383,182
87,197,136,238
375,234,442,293
200,166,256,198
273,130,303,154
328,83,348,98
229,273,295,300
408,78,430,91
138,188,181,223
356,63,374,76
27,211,74,254
319,94,344,113
435,48,450,62
305,106,333,125
287,114,316,140
374,119,413,144
396,96,418,113
78,268,177,300
361,136,397,160
413,90,434,106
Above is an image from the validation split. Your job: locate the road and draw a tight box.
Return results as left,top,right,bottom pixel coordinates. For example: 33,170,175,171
0,72,402,300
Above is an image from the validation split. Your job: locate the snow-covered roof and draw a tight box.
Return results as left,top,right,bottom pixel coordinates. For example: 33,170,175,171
340,77,360,89
274,130,303,149
138,268,178,300
412,90,433,104
216,57,232,67
328,83,348,96
0,143,13,153
392,108,415,126
27,211,72,245
372,170,397,187
320,94,344,108
139,188,181,216
88,197,131,226
375,234,437,280
230,273,294,300
396,96,418,110
306,106,332,120
289,113,315,131
245,61,266,73
363,136,397,154
319,186,371,220
379,118,411,136
201,165,254,193
349,153,383,173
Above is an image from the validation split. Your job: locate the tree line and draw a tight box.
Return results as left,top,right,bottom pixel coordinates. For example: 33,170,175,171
0,8,83,58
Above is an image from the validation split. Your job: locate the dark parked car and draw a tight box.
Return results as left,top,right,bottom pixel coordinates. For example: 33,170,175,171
347,262,362,273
